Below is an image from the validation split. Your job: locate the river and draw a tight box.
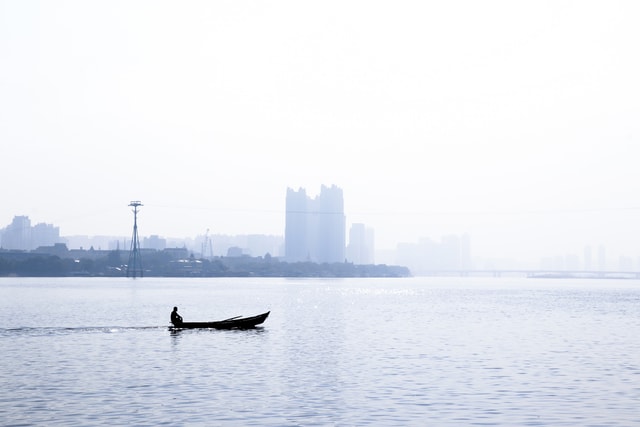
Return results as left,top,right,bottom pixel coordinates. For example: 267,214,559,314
1,277,638,426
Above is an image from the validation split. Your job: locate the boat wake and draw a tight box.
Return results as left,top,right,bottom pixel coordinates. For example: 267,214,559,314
0,325,166,337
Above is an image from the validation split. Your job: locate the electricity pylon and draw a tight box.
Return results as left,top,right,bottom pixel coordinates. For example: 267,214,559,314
126,201,143,278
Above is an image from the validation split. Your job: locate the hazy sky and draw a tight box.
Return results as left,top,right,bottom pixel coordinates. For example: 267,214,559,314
1,1,639,262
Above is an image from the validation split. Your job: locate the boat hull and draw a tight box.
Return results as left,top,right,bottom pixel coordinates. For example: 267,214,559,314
170,311,270,330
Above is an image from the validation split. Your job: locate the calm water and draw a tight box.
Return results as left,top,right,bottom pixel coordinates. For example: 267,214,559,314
1,277,639,426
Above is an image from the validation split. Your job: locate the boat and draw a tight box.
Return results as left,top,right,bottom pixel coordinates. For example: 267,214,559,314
169,311,270,330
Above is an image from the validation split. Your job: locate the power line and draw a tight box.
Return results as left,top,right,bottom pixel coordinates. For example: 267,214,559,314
145,203,640,217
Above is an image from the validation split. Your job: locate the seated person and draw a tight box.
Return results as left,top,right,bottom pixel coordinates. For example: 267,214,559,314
171,306,183,326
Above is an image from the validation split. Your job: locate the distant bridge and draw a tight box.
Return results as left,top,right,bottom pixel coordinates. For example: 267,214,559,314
417,270,640,279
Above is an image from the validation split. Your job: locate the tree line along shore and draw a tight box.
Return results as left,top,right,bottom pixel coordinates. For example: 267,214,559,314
0,249,410,278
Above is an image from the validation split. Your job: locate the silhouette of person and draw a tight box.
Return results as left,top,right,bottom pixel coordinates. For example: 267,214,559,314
171,306,183,326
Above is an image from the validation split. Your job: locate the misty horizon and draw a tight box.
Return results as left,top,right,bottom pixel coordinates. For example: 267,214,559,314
1,205,638,273
2,2,639,271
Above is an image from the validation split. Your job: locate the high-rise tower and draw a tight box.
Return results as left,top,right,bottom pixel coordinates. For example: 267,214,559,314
285,188,310,262
284,185,345,263
1,216,32,250
313,185,345,263
347,223,375,265
126,201,143,278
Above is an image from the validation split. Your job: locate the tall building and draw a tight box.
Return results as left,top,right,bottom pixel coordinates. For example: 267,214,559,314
32,222,60,248
285,187,310,261
347,223,375,265
1,216,32,250
0,216,61,250
285,185,346,263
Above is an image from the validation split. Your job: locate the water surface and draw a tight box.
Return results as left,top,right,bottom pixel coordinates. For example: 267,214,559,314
1,277,639,426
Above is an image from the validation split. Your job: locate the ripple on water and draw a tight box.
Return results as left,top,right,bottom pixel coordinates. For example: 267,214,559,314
1,277,640,426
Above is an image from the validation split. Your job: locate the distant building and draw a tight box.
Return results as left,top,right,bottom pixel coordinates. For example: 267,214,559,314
285,187,309,261
396,234,472,275
163,247,190,260
584,245,593,271
144,235,167,251
0,216,61,250
63,235,125,251
245,234,283,258
32,243,70,256
618,255,633,271
285,185,346,263
200,234,283,258
598,245,606,271
1,216,31,250
565,254,581,270
347,223,375,264
226,246,244,257
32,222,60,248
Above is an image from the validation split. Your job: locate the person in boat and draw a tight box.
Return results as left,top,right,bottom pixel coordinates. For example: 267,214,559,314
171,306,183,326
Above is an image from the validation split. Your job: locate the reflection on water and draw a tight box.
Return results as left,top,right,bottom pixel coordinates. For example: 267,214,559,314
168,325,268,338
0,277,639,426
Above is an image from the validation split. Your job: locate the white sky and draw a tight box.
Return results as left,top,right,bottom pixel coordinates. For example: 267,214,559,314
1,1,639,262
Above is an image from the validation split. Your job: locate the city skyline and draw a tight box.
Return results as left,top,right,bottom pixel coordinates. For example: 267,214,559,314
1,2,639,267
1,208,639,273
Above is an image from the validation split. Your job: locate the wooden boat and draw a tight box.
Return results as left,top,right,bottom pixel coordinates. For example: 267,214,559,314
170,311,270,330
